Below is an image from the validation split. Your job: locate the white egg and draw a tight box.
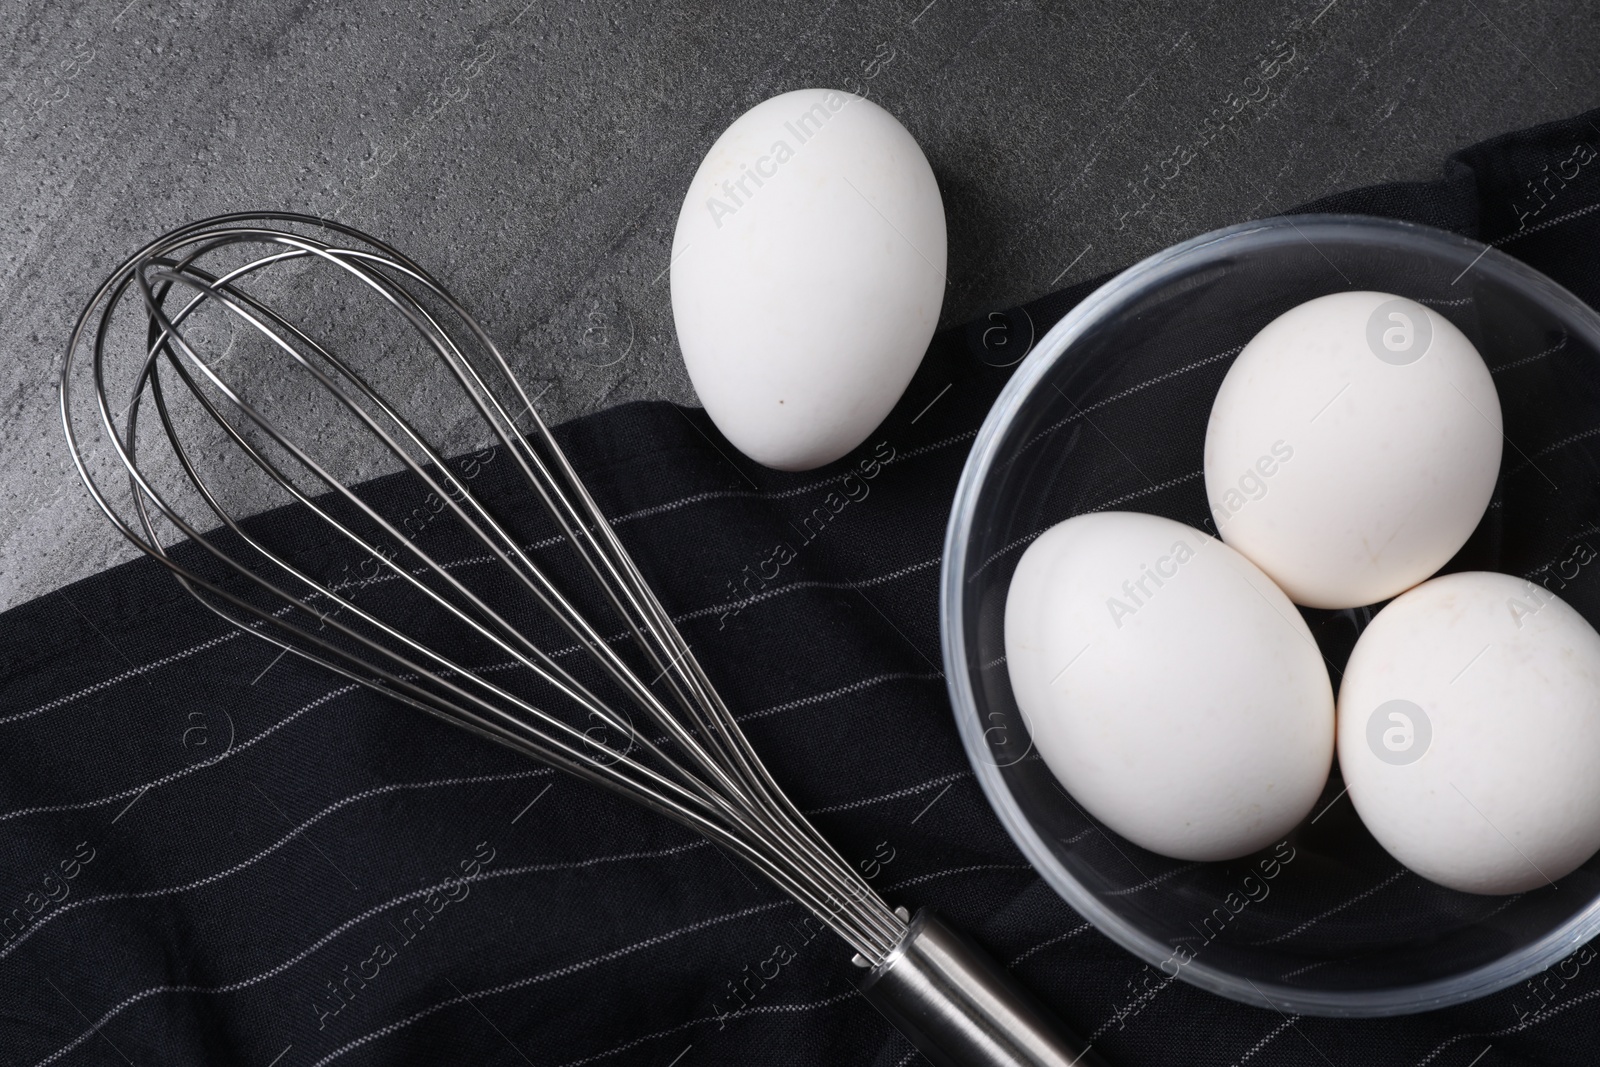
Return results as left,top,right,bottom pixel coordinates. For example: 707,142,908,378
1004,512,1334,861
670,89,946,471
1204,291,1502,609
1337,571,1600,894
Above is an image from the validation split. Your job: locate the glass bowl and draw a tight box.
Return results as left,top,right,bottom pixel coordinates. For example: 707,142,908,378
940,214,1600,1015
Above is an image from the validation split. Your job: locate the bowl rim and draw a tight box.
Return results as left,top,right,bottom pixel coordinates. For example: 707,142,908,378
939,212,1600,1016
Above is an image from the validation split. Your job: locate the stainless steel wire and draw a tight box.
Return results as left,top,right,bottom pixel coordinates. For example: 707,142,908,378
59,212,908,963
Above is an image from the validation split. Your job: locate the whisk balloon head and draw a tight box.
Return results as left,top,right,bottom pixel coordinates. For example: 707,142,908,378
58,212,907,962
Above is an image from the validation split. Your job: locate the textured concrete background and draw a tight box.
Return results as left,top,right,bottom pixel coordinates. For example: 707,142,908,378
4,0,1598,611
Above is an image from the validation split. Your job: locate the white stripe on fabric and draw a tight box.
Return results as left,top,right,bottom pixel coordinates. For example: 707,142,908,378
735,671,943,724
1230,1015,1299,1066
1511,423,1600,474
880,863,1033,893
1089,972,1176,1041
0,684,362,824
973,469,1205,577
28,839,714,1067
600,423,973,526
1013,346,1242,459
1495,200,1600,244
1250,870,1406,945
1416,986,1600,1065
805,771,972,815
1009,922,1092,966
685,557,943,624
1104,863,1200,896
0,768,554,962
304,901,794,1067
0,631,244,726
1491,335,1567,374
547,992,862,1067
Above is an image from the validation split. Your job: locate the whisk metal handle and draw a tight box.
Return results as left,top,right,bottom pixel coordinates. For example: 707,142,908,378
858,910,1107,1067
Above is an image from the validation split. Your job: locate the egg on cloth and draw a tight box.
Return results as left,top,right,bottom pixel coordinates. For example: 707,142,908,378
1337,570,1600,894
1004,512,1335,862
1205,291,1502,609
670,88,947,471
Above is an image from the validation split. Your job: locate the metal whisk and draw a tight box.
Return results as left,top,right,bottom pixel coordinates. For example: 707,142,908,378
59,212,1101,1067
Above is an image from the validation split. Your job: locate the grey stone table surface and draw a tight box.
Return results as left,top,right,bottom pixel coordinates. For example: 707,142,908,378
3,0,1598,612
